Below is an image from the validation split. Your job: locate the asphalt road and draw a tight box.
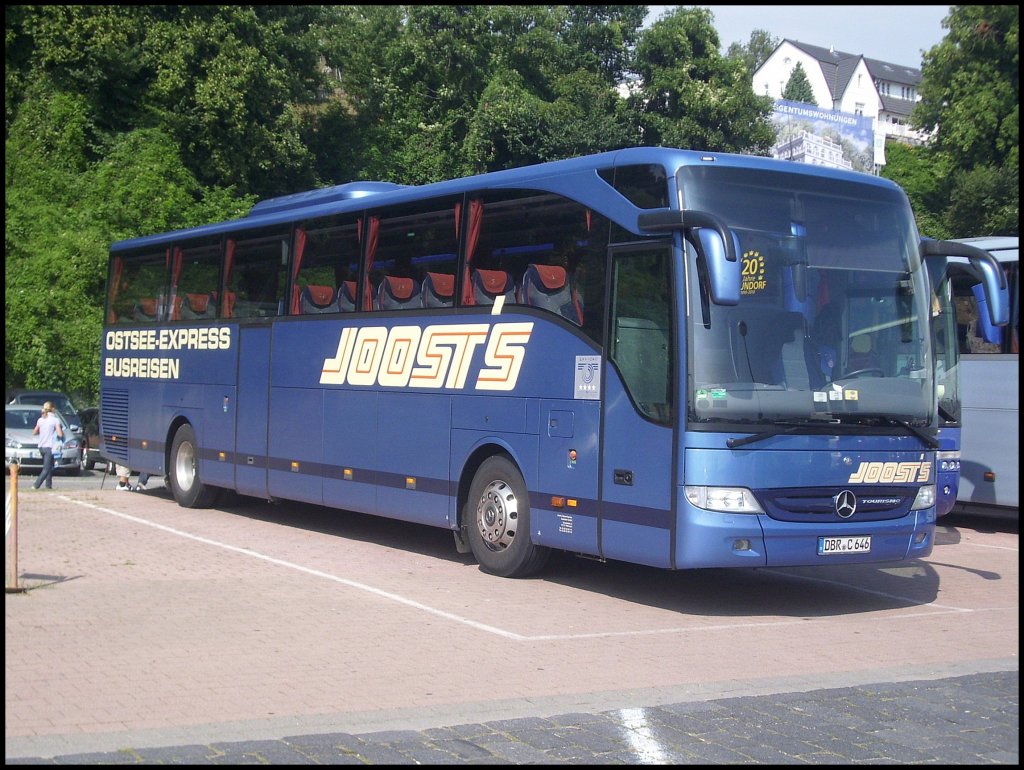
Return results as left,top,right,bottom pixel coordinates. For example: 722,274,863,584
5,470,1018,764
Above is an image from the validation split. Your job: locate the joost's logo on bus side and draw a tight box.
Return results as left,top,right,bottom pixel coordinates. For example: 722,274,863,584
320,322,534,391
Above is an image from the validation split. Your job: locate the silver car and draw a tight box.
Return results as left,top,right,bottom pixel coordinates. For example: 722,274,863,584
5,404,84,476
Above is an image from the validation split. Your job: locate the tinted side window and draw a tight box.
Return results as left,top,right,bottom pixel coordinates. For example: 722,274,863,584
292,216,362,314
367,199,459,312
107,250,168,324
468,190,608,345
598,164,670,209
224,228,291,318
610,246,673,424
172,238,221,320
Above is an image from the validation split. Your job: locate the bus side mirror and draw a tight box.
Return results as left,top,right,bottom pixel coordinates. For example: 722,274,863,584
973,254,1010,328
920,239,1009,327
697,228,741,305
638,208,740,305
973,283,1003,345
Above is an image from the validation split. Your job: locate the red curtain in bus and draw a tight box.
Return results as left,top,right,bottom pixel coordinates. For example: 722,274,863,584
290,227,307,314
107,256,124,323
168,247,184,319
460,199,484,305
363,216,379,310
222,238,236,318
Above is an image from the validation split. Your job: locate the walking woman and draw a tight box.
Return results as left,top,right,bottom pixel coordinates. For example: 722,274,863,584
32,401,64,490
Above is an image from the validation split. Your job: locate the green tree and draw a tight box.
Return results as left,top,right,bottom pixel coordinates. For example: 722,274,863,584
7,5,329,198
5,84,100,399
316,5,644,180
5,5,150,145
781,61,816,105
915,5,1018,171
908,5,1018,236
139,5,326,198
5,79,253,402
632,7,776,153
878,141,955,239
946,163,1020,236
726,28,780,77
559,5,647,84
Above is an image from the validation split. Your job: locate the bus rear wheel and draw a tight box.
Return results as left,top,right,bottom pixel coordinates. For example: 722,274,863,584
169,423,219,508
465,456,550,578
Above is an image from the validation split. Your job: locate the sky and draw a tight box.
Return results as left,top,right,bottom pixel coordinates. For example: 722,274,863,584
645,6,952,68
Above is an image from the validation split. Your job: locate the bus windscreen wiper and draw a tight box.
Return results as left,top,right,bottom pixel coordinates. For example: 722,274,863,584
726,418,839,449
835,413,939,449
882,416,939,449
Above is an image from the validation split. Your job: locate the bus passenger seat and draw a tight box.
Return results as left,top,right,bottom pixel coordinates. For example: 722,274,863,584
472,269,516,306
337,281,358,312
377,275,421,310
181,292,216,320
421,272,455,308
520,264,583,324
299,284,337,314
134,298,159,322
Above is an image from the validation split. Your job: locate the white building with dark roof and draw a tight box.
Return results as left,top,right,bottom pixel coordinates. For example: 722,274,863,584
753,40,930,145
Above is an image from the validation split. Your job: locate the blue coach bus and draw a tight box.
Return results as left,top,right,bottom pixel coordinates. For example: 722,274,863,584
99,147,1008,577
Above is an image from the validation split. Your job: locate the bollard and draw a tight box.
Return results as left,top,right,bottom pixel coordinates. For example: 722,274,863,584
6,460,26,593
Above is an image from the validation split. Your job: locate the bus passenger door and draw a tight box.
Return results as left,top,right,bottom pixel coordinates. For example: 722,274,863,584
235,325,271,499
601,245,676,568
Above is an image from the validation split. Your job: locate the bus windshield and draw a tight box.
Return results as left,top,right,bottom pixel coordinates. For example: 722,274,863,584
680,165,932,426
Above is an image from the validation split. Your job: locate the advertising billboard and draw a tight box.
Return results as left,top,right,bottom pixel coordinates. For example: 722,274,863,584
771,100,878,173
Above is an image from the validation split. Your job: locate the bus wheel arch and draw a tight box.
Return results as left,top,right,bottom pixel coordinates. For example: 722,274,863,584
460,449,550,578
168,421,219,508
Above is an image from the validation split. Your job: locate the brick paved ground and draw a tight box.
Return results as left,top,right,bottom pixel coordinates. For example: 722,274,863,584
5,481,1018,764
6,670,1020,764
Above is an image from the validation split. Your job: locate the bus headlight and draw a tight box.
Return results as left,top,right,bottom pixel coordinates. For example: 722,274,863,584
911,484,936,510
685,486,764,514
936,450,960,472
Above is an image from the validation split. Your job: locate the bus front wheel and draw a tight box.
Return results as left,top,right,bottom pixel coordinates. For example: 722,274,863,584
465,456,550,578
169,424,219,508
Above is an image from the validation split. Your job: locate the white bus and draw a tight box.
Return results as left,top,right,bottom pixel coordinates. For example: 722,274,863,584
950,236,1019,513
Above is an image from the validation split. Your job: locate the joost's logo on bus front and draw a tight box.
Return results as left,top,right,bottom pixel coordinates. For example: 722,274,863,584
321,321,534,391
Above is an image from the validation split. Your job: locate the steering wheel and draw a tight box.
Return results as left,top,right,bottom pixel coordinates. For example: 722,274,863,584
841,367,884,379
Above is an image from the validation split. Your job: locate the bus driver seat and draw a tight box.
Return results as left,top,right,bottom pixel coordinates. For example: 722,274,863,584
847,333,881,374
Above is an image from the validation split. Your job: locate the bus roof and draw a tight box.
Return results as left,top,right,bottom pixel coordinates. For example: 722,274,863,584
110,146,902,254
950,236,1018,263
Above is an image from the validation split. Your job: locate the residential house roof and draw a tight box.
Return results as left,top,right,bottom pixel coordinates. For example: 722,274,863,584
783,39,922,108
